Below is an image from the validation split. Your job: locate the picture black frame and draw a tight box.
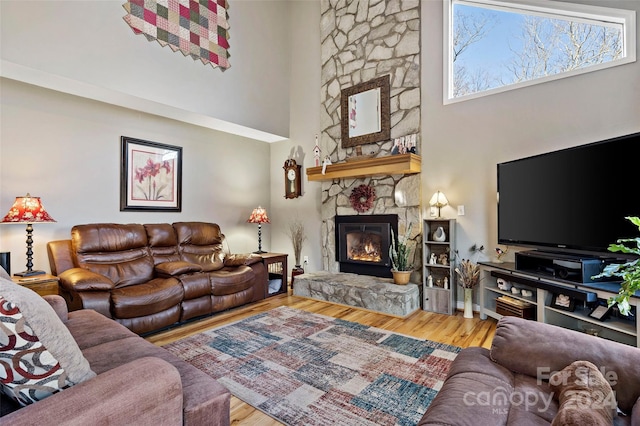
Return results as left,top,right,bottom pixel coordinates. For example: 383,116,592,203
550,293,575,312
588,304,613,321
120,136,182,212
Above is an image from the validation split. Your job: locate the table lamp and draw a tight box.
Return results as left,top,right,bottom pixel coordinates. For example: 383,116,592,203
1,193,56,276
429,191,449,219
247,206,270,254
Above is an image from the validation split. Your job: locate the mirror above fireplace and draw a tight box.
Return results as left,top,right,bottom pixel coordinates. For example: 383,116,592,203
340,75,391,148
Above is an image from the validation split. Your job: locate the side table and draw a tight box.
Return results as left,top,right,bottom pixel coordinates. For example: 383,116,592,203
260,253,288,297
12,274,60,297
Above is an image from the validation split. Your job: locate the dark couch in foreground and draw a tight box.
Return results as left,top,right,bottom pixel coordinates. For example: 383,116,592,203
0,285,230,425
420,316,640,425
47,222,267,335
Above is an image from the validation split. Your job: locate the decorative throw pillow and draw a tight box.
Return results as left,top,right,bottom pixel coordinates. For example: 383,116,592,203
549,360,616,426
0,276,96,405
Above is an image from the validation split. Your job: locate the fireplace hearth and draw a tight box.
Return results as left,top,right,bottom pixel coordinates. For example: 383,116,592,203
335,214,398,278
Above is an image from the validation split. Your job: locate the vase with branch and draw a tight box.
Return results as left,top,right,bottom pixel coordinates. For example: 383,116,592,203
455,244,484,318
287,218,307,276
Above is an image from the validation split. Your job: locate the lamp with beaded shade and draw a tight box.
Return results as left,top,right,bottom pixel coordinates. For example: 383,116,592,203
247,206,270,254
1,194,56,276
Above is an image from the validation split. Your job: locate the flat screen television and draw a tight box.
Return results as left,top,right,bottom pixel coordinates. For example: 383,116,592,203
497,131,640,258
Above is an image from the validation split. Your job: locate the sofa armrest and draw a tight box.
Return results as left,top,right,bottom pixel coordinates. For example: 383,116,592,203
224,253,262,267
490,316,640,414
631,396,639,426
58,268,114,291
0,357,183,426
155,261,203,277
42,295,69,322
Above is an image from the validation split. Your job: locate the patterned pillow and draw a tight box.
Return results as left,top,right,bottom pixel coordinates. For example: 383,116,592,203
0,277,96,405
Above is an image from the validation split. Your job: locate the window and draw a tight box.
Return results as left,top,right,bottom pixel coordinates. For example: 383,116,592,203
444,0,636,103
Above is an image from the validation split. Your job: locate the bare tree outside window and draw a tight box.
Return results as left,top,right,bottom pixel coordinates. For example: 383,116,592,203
506,16,623,84
447,0,635,102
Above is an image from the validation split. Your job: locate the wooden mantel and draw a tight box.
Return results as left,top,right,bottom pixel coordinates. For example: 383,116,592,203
306,153,421,181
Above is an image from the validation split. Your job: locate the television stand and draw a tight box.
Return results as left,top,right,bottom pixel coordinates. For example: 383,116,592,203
478,261,639,348
514,250,615,284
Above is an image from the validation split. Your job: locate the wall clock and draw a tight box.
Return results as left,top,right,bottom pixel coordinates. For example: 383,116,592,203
283,159,302,199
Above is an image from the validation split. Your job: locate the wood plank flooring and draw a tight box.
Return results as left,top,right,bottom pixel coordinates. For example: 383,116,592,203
147,290,498,426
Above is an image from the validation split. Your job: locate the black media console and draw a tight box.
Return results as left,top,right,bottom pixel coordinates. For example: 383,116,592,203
514,250,616,284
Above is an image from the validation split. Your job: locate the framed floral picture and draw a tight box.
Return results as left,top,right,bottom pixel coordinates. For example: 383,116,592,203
120,136,182,212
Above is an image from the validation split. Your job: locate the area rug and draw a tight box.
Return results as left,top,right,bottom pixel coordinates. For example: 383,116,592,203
163,306,460,426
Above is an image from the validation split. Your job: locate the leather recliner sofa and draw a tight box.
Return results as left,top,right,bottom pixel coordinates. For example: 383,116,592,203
47,222,268,335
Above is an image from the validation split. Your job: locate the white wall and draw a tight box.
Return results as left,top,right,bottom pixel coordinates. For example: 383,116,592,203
421,0,640,267
0,80,271,274
0,0,291,137
0,0,294,274
269,1,323,273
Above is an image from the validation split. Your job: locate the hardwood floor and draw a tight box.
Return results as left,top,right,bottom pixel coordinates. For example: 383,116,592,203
147,291,498,426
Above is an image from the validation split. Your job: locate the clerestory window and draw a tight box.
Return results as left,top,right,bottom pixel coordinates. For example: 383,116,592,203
444,0,636,103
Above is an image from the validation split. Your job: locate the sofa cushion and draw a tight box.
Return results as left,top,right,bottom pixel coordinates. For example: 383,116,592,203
209,266,256,296
180,247,225,272
224,253,262,267
74,309,231,425
550,360,616,426
72,223,154,286
111,277,184,318
419,346,557,425
174,222,227,272
0,277,96,405
155,261,203,277
145,223,181,263
66,309,137,350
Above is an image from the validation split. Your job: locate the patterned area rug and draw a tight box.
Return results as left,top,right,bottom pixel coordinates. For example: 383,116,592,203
163,307,460,426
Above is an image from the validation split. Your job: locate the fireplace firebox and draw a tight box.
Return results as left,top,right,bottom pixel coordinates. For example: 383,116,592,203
335,214,398,278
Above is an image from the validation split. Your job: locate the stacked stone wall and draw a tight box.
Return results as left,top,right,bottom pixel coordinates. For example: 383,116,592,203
320,0,422,281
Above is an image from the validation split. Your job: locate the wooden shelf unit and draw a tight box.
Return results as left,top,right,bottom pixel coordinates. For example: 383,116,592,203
423,219,456,315
306,154,421,181
479,262,640,347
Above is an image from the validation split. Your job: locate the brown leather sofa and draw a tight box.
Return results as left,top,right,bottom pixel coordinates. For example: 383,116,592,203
47,222,268,335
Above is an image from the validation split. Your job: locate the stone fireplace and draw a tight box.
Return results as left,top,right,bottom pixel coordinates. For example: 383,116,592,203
335,214,398,278
318,0,422,283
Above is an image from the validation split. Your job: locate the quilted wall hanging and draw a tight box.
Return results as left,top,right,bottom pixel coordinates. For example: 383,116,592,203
123,0,230,70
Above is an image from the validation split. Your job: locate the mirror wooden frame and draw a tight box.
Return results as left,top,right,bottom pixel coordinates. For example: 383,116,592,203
340,75,391,148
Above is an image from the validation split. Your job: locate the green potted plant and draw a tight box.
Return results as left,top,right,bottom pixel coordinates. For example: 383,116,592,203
592,216,640,316
389,223,413,285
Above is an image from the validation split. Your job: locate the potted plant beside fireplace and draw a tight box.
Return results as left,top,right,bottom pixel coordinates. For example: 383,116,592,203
389,223,413,285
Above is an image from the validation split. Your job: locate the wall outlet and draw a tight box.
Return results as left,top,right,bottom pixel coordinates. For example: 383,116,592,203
303,256,309,264
458,205,465,216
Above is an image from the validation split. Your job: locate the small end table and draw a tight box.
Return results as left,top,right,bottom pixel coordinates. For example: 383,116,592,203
12,274,60,297
260,253,288,297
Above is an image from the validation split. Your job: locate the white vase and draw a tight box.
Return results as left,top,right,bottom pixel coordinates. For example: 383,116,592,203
463,288,474,319
432,226,446,242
